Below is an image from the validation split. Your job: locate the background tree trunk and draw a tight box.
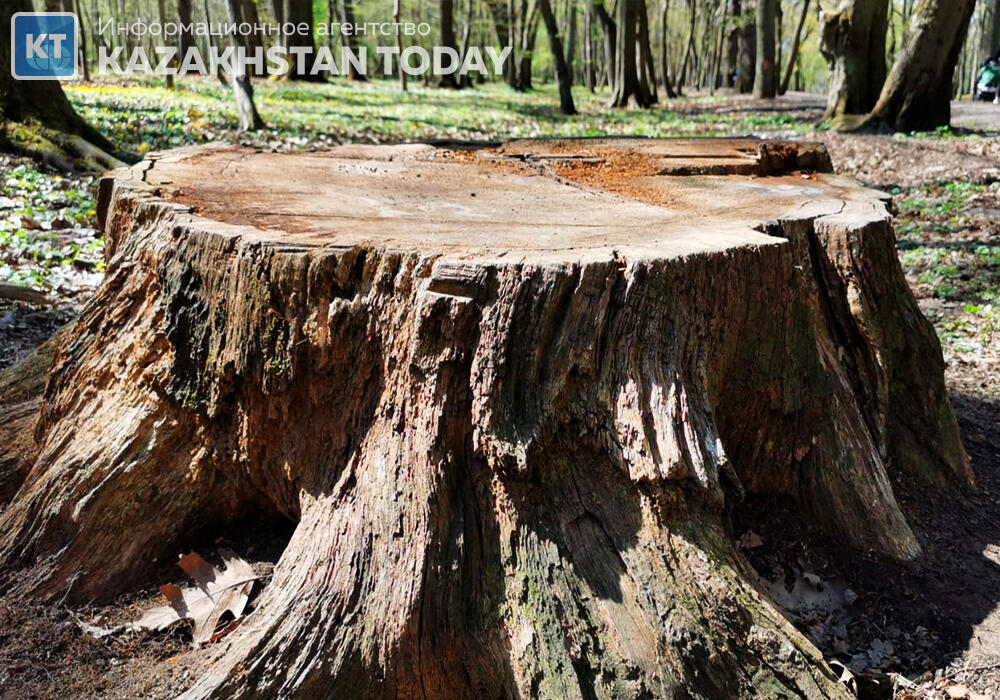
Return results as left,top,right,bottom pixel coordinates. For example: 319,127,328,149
177,0,196,56
610,0,652,105
983,0,1000,58
753,0,777,97
439,0,462,87
819,0,889,123
538,0,577,112
724,0,740,86
0,139,970,698
281,0,323,80
736,13,755,92
780,0,810,94
226,0,265,130
869,0,976,131
1,0,120,170
337,0,368,80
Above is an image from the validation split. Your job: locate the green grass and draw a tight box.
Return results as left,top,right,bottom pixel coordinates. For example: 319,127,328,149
65,78,814,155
0,164,102,290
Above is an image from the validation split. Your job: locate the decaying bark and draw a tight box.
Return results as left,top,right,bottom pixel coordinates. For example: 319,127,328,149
0,139,969,699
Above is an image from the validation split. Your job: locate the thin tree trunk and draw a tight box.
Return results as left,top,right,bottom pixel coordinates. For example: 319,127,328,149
754,0,777,97
156,0,175,89
637,0,658,102
458,0,474,86
678,0,696,88
592,0,617,91
338,0,367,80
74,0,91,81
439,0,461,87
736,13,755,92
225,0,265,130
780,0,810,94
395,0,408,90
660,0,677,96
566,0,578,81
724,0,739,86
538,0,577,112
177,0,195,56
709,0,729,92
203,0,229,85
869,0,975,131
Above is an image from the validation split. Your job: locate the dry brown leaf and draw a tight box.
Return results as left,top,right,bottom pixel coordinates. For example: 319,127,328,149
132,549,257,646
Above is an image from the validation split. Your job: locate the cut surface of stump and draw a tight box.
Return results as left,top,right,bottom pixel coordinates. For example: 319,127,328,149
0,139,969,699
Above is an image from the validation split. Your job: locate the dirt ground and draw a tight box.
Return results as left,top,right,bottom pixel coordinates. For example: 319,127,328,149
1,103,999,698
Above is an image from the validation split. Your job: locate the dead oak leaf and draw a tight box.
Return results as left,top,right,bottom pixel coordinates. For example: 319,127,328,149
132,549,257,646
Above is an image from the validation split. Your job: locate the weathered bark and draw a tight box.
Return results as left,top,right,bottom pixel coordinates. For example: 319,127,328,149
868,0,976,131
538,0,577,113
753,0,777,97
0,140,969,699
0,0,121,170
819,0,889,124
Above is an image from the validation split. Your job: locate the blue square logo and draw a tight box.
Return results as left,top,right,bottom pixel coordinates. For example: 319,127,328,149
11,12,79,80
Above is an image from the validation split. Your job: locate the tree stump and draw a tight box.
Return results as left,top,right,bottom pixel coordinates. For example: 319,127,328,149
0,139,970,698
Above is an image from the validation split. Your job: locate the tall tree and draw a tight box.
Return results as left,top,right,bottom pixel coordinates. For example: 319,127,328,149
538,0,577,112
724,0,740,86
439,0,461,87
736,11,756,92
1,0,119,170
394,0,407,90
609,0,653,105
753,0,777,97
981,0,1000,59
868,0,976,131
177,0,196,56
335,0,367,80
819,0,889,122
779,0,810,94
281,0,323,80
226,0,266,130
659,0,678,96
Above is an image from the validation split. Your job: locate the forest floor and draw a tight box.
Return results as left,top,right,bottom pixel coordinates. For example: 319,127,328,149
1,80,999,699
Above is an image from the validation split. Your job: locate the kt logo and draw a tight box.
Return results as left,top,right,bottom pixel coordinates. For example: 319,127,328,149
10,12,79,80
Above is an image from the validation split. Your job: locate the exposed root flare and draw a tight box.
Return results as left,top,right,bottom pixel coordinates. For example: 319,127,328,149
0,141,968,698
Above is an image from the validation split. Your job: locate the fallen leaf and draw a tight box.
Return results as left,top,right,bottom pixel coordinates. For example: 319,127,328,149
945,684,970,699
132,549,257,646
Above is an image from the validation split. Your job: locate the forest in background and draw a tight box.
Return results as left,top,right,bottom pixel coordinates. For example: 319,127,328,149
23,0,1000,123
